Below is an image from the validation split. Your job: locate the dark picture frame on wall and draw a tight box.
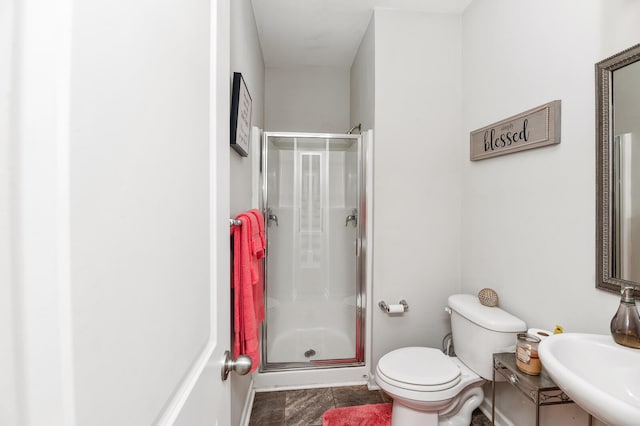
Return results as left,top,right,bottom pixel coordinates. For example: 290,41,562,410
230,72,252,157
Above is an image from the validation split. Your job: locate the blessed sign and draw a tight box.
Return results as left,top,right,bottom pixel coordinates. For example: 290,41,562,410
470,100,561,161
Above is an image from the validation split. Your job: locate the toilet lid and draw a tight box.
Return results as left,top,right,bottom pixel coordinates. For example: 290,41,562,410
377,347,461,389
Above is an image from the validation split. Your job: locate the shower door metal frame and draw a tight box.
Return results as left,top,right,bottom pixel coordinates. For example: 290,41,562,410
260,131,365,372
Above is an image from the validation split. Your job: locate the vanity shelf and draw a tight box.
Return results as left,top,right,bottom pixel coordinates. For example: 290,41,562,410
492,352,576,425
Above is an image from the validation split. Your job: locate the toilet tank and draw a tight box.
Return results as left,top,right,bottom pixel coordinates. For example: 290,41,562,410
447,294,526,380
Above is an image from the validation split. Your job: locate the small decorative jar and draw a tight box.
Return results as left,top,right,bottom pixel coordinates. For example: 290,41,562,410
515,333,542,375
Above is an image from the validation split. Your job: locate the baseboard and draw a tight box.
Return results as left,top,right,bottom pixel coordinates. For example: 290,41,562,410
240,382,255,426
254,379,368,393
252,365,370,391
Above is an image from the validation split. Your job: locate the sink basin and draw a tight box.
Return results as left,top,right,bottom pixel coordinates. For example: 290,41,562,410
538,333,640,425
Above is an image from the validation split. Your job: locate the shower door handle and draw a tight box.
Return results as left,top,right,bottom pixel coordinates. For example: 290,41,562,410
221,350,252,381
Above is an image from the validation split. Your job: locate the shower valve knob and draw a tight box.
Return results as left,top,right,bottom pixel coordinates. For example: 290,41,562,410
345,209,358,227
221,350,252,381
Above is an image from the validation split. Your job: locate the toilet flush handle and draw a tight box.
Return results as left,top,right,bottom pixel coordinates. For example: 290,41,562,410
444,306,452,315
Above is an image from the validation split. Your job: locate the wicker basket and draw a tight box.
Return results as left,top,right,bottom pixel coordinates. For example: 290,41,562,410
478,288,499,307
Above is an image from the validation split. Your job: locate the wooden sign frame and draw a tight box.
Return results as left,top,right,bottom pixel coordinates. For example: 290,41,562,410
470,100,561,161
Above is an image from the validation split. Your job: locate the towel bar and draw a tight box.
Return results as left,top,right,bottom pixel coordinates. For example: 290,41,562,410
230,218,242,226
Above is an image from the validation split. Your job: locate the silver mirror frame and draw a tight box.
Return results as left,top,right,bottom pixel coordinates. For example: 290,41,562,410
596,43,640,295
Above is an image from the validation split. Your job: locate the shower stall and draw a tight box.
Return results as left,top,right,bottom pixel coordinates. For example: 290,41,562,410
259,132,366,375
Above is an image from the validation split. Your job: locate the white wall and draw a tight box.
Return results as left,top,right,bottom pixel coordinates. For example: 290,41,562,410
350,16,375,132
461,1,640,424
265,67,351,133
230,0,264,214
229,0,265,423
461,0,640,346
371,9,463,369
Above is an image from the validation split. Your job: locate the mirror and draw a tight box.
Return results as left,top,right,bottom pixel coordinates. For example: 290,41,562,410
597,44,640,294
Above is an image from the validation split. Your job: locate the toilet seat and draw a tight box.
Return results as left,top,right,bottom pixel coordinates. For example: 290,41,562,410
376,347,461,392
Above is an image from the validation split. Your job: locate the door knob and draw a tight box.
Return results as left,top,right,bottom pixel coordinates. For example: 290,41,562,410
221,350,252,381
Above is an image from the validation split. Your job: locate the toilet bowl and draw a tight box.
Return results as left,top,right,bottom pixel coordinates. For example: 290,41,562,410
375,294,526,426
375,347,484,426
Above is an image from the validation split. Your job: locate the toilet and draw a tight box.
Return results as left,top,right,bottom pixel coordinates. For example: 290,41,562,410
375,294,526,426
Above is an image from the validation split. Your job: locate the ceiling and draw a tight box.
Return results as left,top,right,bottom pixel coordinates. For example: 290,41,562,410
251,0,472,69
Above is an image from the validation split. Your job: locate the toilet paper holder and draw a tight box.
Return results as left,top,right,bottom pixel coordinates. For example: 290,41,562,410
379,299,409,313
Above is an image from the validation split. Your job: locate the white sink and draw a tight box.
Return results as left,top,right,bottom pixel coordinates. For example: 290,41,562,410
538,333,640,425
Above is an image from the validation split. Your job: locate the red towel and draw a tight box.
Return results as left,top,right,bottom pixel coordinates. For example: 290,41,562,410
322,403,392,426
244,212,262,286
248,209,265,322
248,208,266,258
231,212,265,372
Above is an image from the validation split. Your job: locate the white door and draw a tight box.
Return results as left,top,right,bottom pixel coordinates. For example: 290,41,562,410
2,0,234,424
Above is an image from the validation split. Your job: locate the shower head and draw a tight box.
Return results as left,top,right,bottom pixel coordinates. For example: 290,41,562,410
347,123,361,134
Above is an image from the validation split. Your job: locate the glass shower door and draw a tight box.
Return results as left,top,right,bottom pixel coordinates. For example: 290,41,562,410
262,133,363,369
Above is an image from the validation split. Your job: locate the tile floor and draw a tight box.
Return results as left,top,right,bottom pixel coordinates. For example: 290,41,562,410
248,385,492,426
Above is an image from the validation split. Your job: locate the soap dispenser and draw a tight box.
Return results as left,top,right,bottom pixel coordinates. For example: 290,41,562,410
610,286,640,349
